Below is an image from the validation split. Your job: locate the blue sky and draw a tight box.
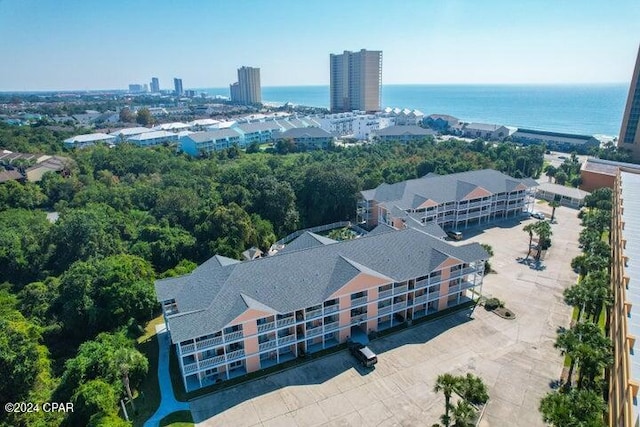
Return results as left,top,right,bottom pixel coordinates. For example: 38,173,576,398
1,0,639,91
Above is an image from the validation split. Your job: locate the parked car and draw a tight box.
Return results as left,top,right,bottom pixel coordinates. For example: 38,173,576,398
530,211,545,220
348,341,378,367
446,230,463,240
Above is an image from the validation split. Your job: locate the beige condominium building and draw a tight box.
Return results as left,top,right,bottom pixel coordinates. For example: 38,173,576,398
230,66,261,105
618,45,640,161
610,167,640,427
155,227,488,392
330,49,382,113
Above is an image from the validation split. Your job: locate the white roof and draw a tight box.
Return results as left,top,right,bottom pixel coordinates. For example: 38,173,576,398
189,119,220,126
537,182,590,200
153,122,190,131
64,133,116,143
109,127,153,137
127,130,176,141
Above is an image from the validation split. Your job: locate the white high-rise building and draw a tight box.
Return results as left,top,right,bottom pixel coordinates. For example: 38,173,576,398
330,49,382,113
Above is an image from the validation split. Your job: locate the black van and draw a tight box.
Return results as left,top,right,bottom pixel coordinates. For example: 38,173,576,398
348,341,378,367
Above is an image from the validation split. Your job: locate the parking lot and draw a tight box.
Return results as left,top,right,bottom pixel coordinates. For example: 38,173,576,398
190,203,581,426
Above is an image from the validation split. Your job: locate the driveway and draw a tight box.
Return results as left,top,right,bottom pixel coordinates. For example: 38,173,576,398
190,207,581,426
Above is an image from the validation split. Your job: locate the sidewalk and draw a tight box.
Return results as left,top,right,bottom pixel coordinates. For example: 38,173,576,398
143,324,190,427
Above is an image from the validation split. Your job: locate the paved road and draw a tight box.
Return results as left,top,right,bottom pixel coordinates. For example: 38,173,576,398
144,325,189,427
189,208,581,426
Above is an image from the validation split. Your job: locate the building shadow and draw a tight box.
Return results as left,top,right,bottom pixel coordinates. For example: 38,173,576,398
189,308,474,422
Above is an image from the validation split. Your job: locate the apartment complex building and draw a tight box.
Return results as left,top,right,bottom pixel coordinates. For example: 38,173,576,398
155,227,488,392
609,168,640,427
618,45,640,160
358,169,537,230
330,49,382,113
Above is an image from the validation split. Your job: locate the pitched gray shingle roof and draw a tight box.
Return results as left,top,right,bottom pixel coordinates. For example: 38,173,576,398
186,128,241,143
374,125,436,137
360,169,538,209
156,228,488,343
280,127,333,139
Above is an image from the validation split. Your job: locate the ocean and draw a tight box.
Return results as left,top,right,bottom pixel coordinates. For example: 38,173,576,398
200,84,628,137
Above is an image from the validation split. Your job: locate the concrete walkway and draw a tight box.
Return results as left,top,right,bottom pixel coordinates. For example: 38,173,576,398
144,324,190,427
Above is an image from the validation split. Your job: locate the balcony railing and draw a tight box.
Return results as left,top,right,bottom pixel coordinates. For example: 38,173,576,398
277,317,295,328
394,300,407,309
351,296,368,306
350,314,367,324
415,279,428,289
183,362,197,374
259,340,277,352
306,326,323,337
379,289,393,299
196,336,223,350
257,322,275,333
200,355,225,369
278,334,296,345
324,321,339,332
226,349,245,361
378,305,392,315
394,285,408,295
181,343,195,354
324,304,339,315
414,294,428,305
225,331,243,342
428,291,440,301
305,308,323,320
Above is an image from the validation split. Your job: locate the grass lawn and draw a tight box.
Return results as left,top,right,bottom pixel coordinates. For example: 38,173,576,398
127,314,165,427
159,410,194,427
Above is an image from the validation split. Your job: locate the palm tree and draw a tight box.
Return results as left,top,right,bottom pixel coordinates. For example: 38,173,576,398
533,221,552,261
457,373,489,406
549,200,560,222
539,388,606,426
112,348,147,413
563,283,590,321
523,223,536,260
434,373,459,427
555,327,580,387
544,165,557,182
582,271,612,322
452,400,475,427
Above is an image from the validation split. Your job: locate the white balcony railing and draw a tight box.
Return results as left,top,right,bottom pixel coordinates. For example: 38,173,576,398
278,334,296,345
257,322,275,333
305,308,323,320
394,300,407,309
324,305,339,315
414,294,428,305
350,314,367,324
428,291,440,301
277,317,295,328
181,343,195,354
259,340,277,352
183,362,197,374
351,296,368,306
379,289,393,299
324,321,339,332
196,336,223,350
378,305,392,315
415,279,428,289
394,285,408,295
200,355,225,368
226,349,245,361
306,326,323,337
225,331,243,342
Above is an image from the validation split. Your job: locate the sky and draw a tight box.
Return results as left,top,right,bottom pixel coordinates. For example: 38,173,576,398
0,0,639,91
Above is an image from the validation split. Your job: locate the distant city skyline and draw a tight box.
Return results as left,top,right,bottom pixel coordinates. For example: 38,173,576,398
0,0,639,91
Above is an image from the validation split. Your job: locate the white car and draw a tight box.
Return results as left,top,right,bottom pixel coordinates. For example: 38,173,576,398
530,211,545,220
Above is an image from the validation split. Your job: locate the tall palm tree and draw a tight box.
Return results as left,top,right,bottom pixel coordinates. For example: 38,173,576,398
434,373,459,427
457,373,489,406
554,327,580,387
533,221,552,261
549,200,560,222
112,347,147,413
452,400,475,427
523,223,536,260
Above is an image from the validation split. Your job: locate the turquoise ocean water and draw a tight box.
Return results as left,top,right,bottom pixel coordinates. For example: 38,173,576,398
201,84,628,137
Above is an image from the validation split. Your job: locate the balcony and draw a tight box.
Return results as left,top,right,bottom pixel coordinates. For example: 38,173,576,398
183,362,197,374
200,355,225,369
226,349,245,361
414,294,428,305
257,322,275,333
350,314,367,325
225,331,243,342
378,305,392,315
196,336,223,350
415,279,428,289
181,343,195,354
277,317,295,328
351,296,368,307
324,321,339,332
259,340,277,352
324,304,339,315
393,285,408,295
379,289,393,299
306,308,323,320
306,326,323,338
428,291,440,301
394,300,407,309
278,334,296,345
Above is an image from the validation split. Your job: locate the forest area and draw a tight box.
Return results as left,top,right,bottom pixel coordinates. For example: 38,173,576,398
0,122,545,425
